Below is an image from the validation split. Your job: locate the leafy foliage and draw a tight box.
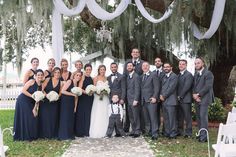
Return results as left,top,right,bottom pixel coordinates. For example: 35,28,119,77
192,97,227,122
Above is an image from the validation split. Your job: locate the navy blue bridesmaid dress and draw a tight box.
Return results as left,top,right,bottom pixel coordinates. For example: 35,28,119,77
58,80,76,140
45,70,52,79
13,81,40,141
38,78,60,139
28,69,36,81
75,76,94,137
60,71,72,81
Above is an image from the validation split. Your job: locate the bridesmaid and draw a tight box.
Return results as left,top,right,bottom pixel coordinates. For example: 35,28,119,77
60,59,72,82
75,64,94,137
44,58,56,79
14,69,44,141
71,60,83,79
58,71,82,140
39,67,62,139
23,57,39,84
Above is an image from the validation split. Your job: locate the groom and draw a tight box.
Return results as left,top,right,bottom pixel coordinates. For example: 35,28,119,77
107,62,126,104
107,62,126,136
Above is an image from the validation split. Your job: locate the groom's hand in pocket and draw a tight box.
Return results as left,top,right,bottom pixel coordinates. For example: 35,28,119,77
133,100,138,106
119,99,124,105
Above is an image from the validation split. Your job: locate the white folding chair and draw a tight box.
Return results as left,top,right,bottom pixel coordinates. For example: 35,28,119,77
0,127,6,157
212,123,236,157
226,112,236,124
232,107,236,113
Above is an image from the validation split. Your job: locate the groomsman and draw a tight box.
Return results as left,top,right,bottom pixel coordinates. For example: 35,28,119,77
107,62,126,104
126,62,141,137
193,57,214,142
123,48,144,76
160,63,178,139
123,48,144,132
141,62,160,140
176,59,193,137
152,57,165,134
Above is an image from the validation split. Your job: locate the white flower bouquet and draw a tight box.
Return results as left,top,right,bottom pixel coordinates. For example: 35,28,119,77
32,91,45,117
46,91,59,102
85,85,97,96
71,87,83,96
96,85,110,100
32,91,45,102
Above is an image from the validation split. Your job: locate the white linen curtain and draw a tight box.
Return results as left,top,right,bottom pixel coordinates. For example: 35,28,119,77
192,0,226,40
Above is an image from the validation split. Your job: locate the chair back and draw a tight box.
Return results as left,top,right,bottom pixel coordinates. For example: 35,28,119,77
217,123,236,144
226,112,236,124
0,127,6,157
232,107,236,113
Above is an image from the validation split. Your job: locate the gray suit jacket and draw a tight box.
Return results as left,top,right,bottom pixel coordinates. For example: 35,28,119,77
126,72,141,105
177,70,193,103
123,59,144,76
193,68,214,105
107,72,126,100
152,69,165,97
141,72,160,103
160,72,178,106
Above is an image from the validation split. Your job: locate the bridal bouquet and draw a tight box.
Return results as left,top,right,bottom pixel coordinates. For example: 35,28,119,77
85,85,97,96
46,91,59,102
96,85,110,100
32,91,45,102
32,91,45,117
71,87,83,96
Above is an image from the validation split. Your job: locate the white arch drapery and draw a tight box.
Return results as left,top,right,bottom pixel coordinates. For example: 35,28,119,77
52,0,226,65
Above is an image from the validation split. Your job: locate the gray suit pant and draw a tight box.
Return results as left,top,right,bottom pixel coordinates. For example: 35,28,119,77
106,114,125,137
177,102,192,136
163,105,177,137
142,101,158,137
195,103,208,139
128,104,141,135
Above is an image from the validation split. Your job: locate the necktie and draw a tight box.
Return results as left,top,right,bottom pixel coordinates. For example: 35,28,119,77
156,70,159,76
196,72,201,82
134,60,137,66
143,74,147,81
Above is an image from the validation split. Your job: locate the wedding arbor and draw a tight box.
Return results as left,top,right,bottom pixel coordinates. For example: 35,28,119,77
0,0,236,103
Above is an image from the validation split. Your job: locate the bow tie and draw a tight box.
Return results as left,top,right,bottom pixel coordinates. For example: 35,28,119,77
111,73,117,76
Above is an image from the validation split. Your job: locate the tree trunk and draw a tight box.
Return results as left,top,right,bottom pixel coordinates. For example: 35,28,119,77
210,63,234,105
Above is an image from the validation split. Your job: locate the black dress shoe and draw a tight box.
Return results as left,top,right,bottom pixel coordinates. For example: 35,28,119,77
115,134,121,137
199,138,207,142
184,135,192,138
132,134,140,138
151,136,158,140
168,136,177,139
129,133,134,137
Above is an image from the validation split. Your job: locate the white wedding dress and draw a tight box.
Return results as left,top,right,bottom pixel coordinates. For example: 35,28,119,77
89,80,109,138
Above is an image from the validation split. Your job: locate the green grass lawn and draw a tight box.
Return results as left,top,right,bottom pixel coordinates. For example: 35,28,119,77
146,127,218,157
0,110,70,157
0,110,218,157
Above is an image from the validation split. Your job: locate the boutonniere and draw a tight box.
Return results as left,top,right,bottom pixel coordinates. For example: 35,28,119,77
146,72,150,76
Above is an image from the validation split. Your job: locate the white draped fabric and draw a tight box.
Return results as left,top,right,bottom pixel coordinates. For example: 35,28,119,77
86,0,130,20
52,0,86,66
193,0,226,40
52,0,226,65
52,0,176,64
134,0,175,23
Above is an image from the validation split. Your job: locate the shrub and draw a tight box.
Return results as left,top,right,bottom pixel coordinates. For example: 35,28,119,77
231,101,236,108
192,97,227,122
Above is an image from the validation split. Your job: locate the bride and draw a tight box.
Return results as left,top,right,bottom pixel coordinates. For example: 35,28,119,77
89,65,110,138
